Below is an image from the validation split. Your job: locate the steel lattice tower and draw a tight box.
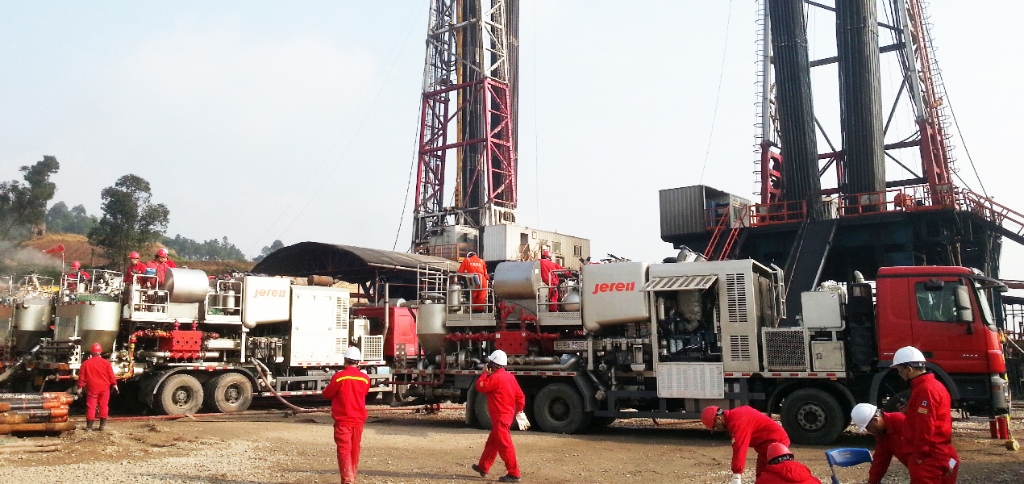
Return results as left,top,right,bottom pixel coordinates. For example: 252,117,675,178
412,0,518,254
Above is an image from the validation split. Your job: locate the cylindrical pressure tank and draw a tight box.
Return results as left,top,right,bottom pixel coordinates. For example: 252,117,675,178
492,261,542,299
561,287,581,312
416,302,447,354
165,268,211,303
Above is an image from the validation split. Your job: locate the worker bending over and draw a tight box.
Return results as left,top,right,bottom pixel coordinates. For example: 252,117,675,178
472,350,525,482
851,403,911,484
702,405,791,483
323,347,370,484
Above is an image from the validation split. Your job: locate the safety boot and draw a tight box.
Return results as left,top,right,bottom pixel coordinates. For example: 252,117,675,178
498,475,521,482
98,418,106,431
85,420,94,431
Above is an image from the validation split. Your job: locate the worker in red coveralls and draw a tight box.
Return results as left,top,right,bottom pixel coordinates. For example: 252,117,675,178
538,250,564,311
703,405,792,484
458,251,489,311
851,403,912,484
124,251,148,285
471,350,525,482
754,443,821,484
146,248,177,286
323,346,370,484
65,260,90,292
75,342,118,431
892,346,959,483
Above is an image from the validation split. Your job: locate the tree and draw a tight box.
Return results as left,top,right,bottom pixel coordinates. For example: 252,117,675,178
0,156,60,240
46,202,98,235
162,234,247,261
253,239,284,262
88,174,170,262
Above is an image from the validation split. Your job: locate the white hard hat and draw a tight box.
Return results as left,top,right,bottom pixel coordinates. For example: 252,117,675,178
891,346,926,367
487,350,508,366
344,346,362,361
850,403,878,432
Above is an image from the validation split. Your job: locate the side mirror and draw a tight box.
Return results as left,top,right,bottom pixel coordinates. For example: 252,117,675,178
955,285,974,334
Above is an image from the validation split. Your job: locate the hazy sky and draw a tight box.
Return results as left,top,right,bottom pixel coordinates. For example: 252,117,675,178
3,1,1023,280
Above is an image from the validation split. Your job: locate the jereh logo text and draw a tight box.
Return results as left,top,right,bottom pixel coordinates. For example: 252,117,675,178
253,288,288,298
592,282,636,294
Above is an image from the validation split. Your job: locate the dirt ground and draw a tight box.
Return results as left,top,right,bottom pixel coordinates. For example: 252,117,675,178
2,405,1022,484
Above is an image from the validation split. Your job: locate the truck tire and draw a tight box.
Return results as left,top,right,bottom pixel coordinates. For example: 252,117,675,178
202,373,252,413
474,391,492,430
155,374,204,416
533,383,591,434
780,388,845,445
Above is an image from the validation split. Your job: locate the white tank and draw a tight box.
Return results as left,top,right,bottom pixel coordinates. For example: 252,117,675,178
492,261,542,299
55,301,121,353
165,268,211,303
416,302,447,354
13,297,52,352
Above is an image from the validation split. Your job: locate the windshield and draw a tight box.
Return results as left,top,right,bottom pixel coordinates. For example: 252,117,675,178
971,280,997,331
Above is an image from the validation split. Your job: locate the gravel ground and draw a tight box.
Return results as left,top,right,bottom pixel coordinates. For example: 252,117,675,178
0,406,1022,483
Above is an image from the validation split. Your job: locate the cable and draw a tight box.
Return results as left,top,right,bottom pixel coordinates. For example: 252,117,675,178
698,0,734,184
392,114,423,251
941,87,988,198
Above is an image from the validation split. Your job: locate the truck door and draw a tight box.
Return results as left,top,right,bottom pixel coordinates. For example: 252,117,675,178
909,278,988,374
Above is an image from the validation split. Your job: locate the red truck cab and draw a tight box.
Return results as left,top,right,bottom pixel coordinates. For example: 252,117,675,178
875,266,1008,414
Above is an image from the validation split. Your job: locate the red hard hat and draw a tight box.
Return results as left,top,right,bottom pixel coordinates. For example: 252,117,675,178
90,343,103,354
541,250,551,259
767,442,793,462
129,251,140,259
157,248,168,257
701,406,720,430
71,261,81,270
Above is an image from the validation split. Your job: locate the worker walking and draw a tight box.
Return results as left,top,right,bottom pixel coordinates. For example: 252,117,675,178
146,248,177,286
850,403,911,484
754,443,821,484
892,346,959,483
458,251,489,311
76,342,118,431
702,405,792,483
472,350,525,482
323,347,370,484
538,250,564,311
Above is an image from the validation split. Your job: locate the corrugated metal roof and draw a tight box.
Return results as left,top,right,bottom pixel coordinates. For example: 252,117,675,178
641,274,717,292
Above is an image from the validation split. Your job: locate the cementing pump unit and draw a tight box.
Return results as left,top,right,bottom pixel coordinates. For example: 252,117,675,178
394,257,1008,445
8,268,391,415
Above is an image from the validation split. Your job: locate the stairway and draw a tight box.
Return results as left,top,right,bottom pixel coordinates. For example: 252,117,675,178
782,218,839,324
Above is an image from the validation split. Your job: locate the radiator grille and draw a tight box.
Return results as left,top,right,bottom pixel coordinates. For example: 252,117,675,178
729,334,751,362
335,337,349,355
763,328,808,370
335,298,349,332
726,273,748,323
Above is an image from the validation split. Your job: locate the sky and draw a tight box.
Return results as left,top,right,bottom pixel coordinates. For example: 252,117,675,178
2,1,1023,280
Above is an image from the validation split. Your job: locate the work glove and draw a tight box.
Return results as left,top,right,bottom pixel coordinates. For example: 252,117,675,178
515,412,530,431
728,473,742,484
67,386,81,397
111,385,120,396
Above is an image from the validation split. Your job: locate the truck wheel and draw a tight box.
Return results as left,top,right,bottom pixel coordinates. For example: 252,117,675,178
474,391,492,430
533,383,591,434
155,374,204,415
202,373,252,413
780,388,845,445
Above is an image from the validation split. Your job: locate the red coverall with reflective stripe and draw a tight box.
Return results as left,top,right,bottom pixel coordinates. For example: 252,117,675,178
905,373,959,484
476,368,525,478
754,460,822,484
869,412,912,484
78,355,116,420
725,406,791,477
323,366,370,484
458,255,489,309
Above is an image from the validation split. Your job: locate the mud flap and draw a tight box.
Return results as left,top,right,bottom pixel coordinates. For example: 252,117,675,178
573,373,599,412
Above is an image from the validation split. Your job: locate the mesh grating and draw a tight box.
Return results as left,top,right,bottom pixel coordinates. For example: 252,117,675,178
763,328,808,370
361,335,384,361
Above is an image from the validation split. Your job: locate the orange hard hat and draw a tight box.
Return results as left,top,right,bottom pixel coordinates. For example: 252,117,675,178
157,248,169,257
701,406,720,430
129,251,141,259
767,442,793,462
71,261,81,270
90,342,103,354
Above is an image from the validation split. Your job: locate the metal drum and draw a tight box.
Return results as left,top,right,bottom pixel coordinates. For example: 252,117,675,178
54,301,121,353
165,268,211,303
13,297,52,352
416,302,447,354
492,261,542,299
